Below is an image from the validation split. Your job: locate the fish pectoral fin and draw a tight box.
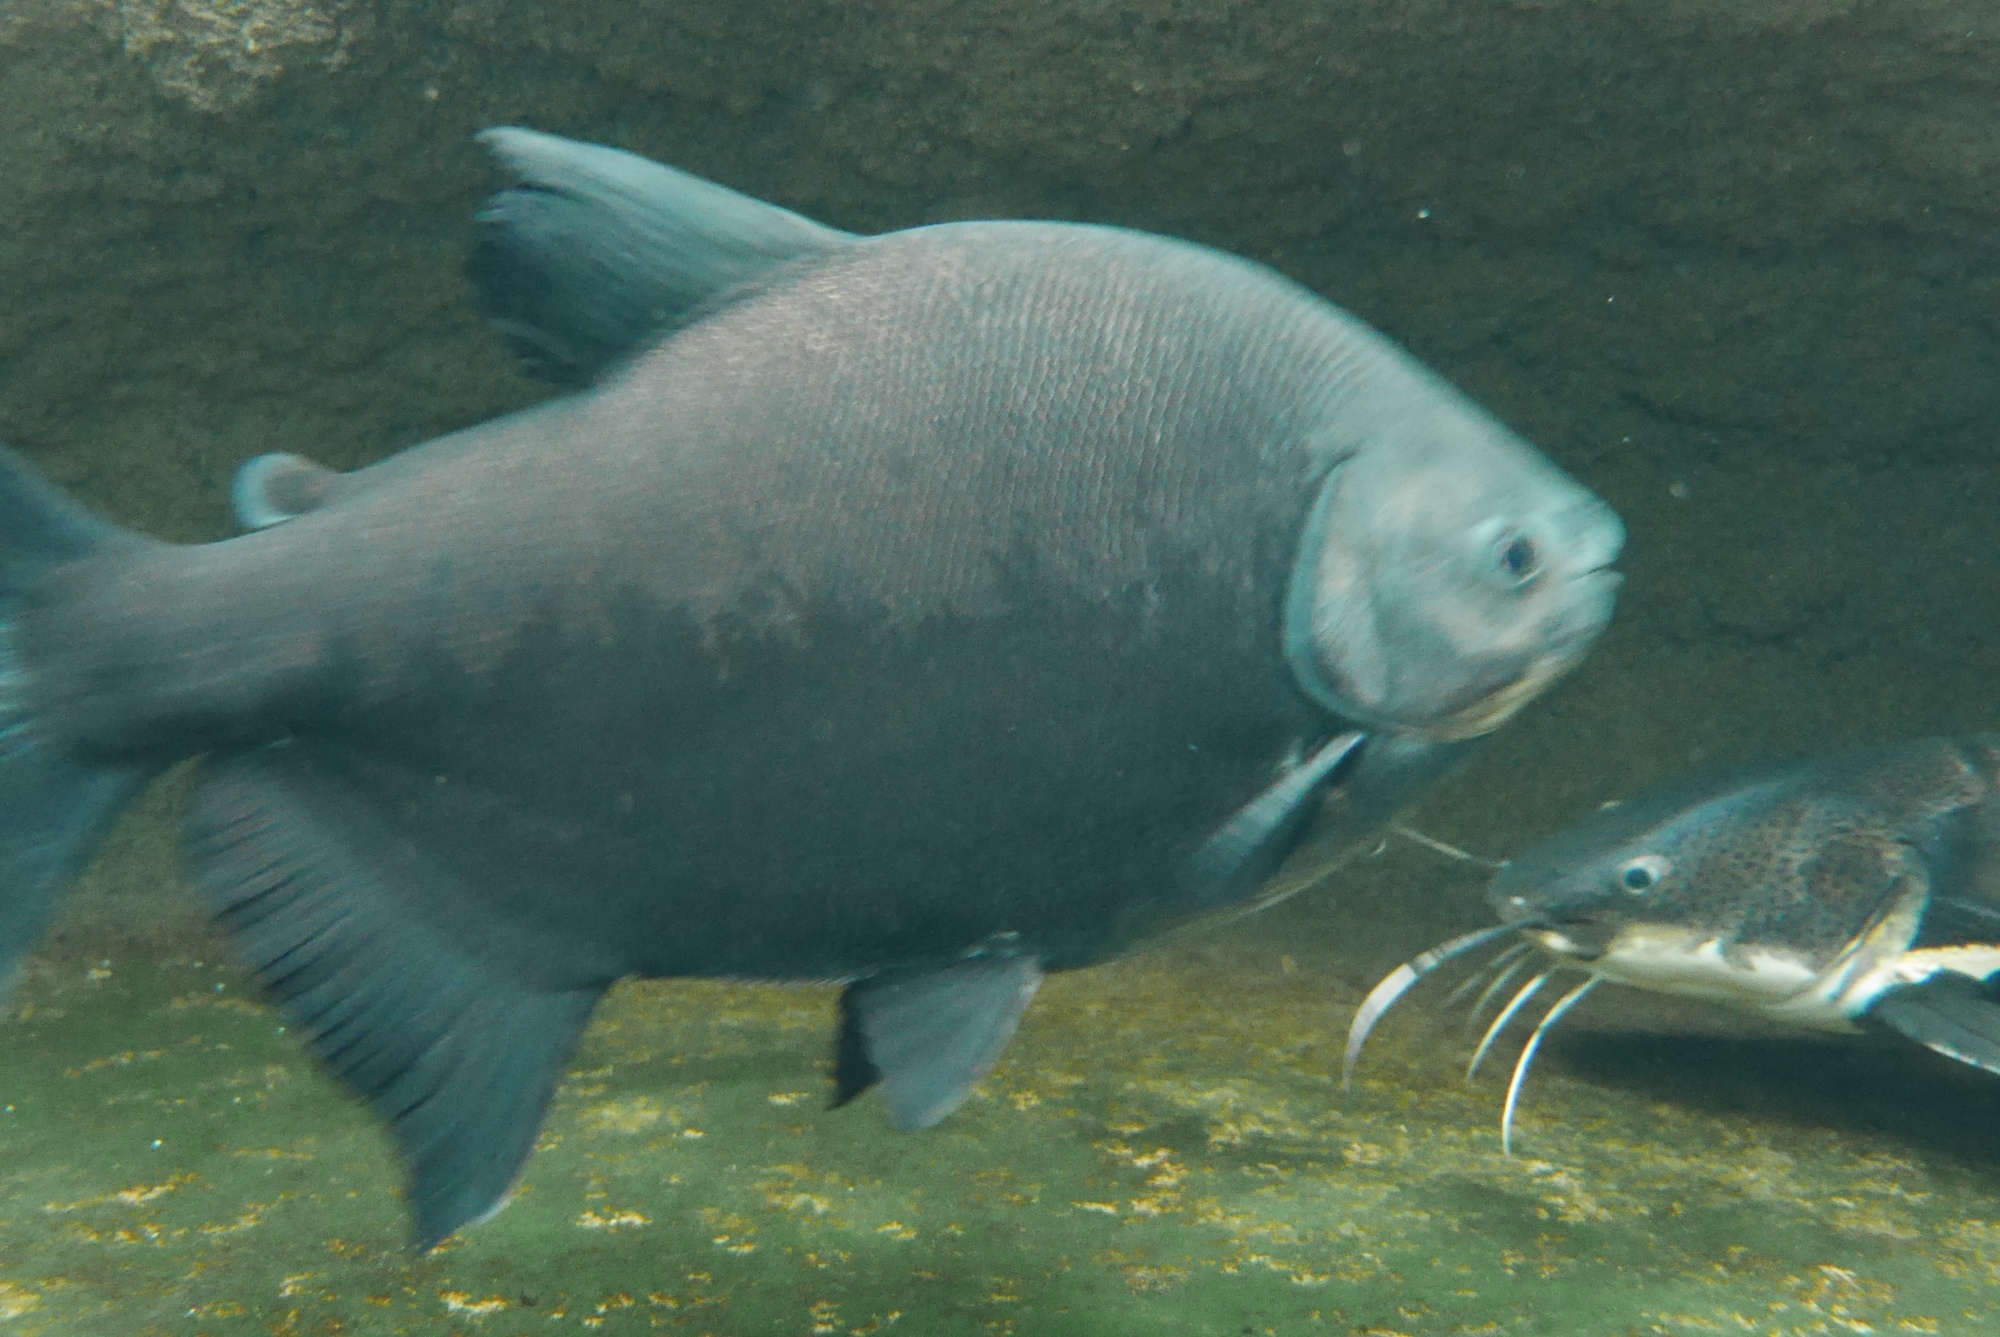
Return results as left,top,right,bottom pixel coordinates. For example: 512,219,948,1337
1867,972,2000,1076
229,453,342,531
1182,731,1366,906
832,954,1044,1131
184,746,608,1252
474,127,859,381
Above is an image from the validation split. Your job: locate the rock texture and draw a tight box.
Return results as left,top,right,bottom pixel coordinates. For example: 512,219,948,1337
0,0,1995,828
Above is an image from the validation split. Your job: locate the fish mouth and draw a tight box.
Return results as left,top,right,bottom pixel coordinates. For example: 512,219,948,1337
1416,654,1577,741
1408,567,1621,742
1523,925,1602,963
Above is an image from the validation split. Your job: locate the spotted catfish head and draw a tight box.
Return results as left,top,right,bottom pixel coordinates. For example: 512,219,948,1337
1485,744,1989,1025
1344,737,2000,1156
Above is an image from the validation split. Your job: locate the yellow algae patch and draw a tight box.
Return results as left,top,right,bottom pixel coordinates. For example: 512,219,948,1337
773,1192,834,1215
575,1208,650,1231
45,1172,203,1214
0,1282,41,1319
440,1290,508,1316
199,1206,267,1235
116,1171,199,1205
228,1144,314,1161
167,992,268,1016
703,1207,759,1253
579,1095,663,1134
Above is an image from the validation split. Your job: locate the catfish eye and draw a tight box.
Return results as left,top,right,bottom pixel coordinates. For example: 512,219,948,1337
1493,531,1542,587
1617,854,1669,894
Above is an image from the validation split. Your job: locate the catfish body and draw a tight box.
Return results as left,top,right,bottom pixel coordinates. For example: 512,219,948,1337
1491,735,2000,1058
0,130,1624,1246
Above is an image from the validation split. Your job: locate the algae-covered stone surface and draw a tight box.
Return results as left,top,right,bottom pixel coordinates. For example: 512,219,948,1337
10,859,2000,1335
1,0,1998,1331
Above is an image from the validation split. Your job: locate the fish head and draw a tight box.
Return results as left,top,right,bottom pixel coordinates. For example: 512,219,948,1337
1485,764,1918,1014
1286,392,1624,741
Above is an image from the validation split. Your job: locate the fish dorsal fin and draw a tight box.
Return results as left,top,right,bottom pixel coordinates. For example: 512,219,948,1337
833,953,1044,1131
473,127,859,381
230,453,343,531
1868,972,2000,1076
183,745,608,1250
1182,731,1366,906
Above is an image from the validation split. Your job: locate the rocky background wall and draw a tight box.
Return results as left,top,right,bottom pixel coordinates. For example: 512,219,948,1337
5,0,1995,875
4,3,2000,1330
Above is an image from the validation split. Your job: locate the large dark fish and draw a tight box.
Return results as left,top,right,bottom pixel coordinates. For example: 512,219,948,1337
1,129,1623,1246
1347,735,2000,1151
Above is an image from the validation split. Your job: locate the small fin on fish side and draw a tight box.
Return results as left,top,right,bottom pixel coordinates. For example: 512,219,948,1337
230,453,341,530
1868,973,2000,1077
473,126,859,380
0,446,149,994
183,744,607,1251
1183,730,1366,906
833,953,1044,1131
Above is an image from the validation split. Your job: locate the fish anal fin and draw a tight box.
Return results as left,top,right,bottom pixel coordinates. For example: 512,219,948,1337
833,954,1043,1131
1867,972,2000,1077
184,746,607,1251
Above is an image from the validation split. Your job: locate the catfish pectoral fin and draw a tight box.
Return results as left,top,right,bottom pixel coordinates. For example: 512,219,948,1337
1867,973,2000,1076
832,953,1044,1131
184,746,607,1252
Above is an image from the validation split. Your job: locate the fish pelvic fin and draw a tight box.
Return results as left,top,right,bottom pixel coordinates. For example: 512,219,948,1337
473,126,858,382
184,744,608,1251
833,950,1044,1131
0,446,149,993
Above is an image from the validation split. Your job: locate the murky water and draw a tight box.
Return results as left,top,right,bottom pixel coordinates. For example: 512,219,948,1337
2,2,1999,1333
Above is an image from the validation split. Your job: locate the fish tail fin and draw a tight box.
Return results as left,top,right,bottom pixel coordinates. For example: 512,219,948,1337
0,446,150,990
471,126,857,381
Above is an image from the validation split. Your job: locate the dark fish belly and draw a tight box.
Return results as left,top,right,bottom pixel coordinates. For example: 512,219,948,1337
316,576,1318,983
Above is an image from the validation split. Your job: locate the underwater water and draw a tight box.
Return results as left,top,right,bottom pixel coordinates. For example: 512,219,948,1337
3,0,2000,1333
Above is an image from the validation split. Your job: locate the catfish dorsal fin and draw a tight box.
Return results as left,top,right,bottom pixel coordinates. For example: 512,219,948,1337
184,744,608,1250
473,127,859,381
833,951,1044,1131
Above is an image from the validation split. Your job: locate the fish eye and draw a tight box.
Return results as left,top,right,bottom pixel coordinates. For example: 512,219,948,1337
1491,530,1542,587
1617,854,1669,894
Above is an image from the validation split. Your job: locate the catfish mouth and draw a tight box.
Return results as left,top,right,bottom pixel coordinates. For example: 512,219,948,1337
1521,923,1607,964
